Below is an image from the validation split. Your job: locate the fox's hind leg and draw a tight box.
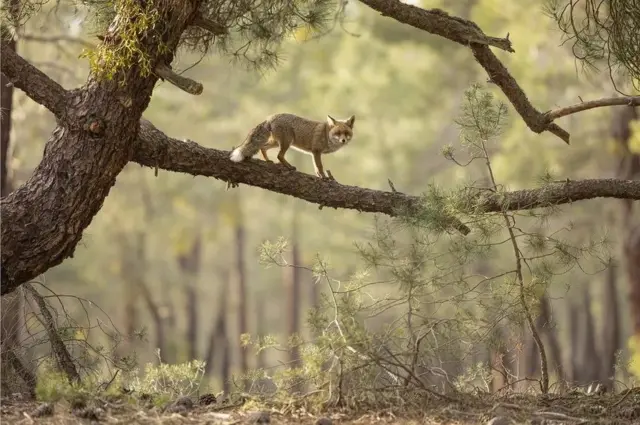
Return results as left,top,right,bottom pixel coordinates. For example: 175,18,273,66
271,128,296,170
260,137,278,162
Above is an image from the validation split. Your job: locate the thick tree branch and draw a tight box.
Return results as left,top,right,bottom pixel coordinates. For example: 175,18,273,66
545,96,640,121
0,44,67,118
358,0,572,144
132,119,640,217
357,0,514,52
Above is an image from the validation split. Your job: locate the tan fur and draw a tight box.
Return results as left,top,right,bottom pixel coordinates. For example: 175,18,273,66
229,113,356,178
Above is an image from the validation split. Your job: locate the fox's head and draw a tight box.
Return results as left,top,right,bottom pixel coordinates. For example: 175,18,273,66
327,115,355,149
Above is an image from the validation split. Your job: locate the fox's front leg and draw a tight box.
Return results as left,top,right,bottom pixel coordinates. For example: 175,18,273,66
312,151,329,179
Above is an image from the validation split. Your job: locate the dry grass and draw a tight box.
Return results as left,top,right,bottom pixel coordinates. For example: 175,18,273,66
2,389,640,425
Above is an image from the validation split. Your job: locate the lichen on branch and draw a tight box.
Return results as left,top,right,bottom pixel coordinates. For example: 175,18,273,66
79,0,166,80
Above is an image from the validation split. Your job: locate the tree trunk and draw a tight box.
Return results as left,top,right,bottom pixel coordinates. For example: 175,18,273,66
256,293,268,370
1,36,16,198
611,105,640,379
600,262,620,390
286,218,301,366
284,212,302,393
1,23,33,397
568,301,581,383
580,287,601,385
177,235,202,361
119,233,143,355
232,200,249,389
204,270,229,380
0,2,202,294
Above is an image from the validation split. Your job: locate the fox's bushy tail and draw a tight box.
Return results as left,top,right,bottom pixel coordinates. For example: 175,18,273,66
230,120,271,162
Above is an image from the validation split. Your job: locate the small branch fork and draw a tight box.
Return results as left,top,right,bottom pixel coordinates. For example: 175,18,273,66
357,1,640,144
152,12,226,95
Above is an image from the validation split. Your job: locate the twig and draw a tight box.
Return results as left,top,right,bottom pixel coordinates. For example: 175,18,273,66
192,15,227,35
19,33,95,49
24,284,81,383
545,96,640,121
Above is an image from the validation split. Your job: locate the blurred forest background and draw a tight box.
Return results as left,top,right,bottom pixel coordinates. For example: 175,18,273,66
2,0,640,401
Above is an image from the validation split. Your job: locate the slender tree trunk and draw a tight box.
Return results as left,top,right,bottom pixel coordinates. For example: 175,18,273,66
177,235,202,361
600,262,620,390
256,296,267,370
286,216,301,365
568,301,581,384
580,287,601,384
284,210,302,393
119,234,141,355
1,39,16,198
204,269,229,378
538,294,566,390
232,199,249,389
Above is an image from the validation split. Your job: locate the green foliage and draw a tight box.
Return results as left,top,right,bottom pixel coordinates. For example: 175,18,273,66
79,0,164,80
77,0,339,77
125,353,207,400
544,0,640,91
35,361,95,403
192,0,339,71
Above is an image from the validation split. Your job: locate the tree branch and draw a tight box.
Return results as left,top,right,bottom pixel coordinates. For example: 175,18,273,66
357,1,514,52
545,96,640,121
0,43,68,118
154,63,203,95
19,33,95,49
358,0,571,144
470,44,570,144
132,119,640,217
192,15,227,35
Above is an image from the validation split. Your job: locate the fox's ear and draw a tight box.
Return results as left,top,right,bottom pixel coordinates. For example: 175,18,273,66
327,115,337,126
345,115,355,128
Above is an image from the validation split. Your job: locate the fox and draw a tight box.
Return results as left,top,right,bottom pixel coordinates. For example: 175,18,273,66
229,113,356,178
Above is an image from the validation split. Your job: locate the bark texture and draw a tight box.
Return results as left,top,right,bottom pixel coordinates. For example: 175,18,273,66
0,2,202,294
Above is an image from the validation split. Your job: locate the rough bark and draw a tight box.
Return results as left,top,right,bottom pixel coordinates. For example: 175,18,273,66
1,36,16,198
0,23,33,397
0,1,202,294
133,119,640,217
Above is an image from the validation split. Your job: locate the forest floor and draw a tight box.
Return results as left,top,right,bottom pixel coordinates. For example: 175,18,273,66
1,389,639,424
